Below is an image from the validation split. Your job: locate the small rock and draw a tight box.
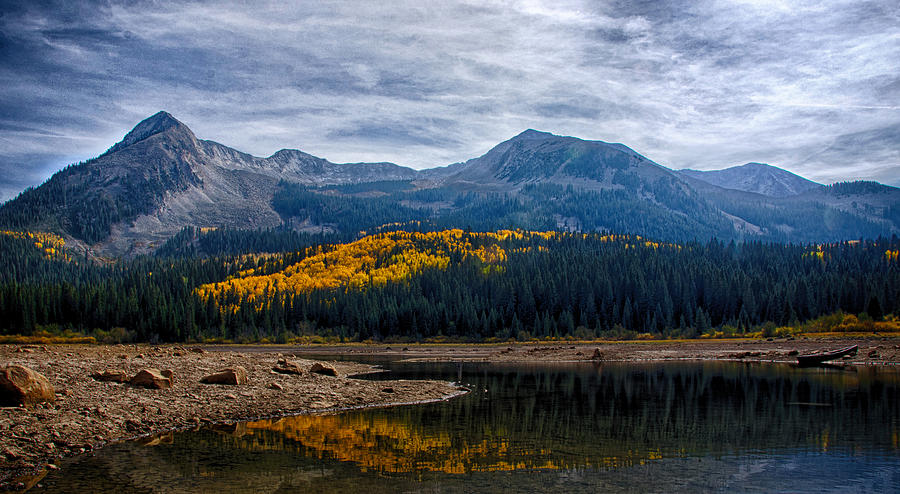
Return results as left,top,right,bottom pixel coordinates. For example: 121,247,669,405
91,370,128,383
161,369,175,384
200,367,248,385
0,364,56,406
310,362,338,376
788,350,799,356
267,382,284,391
2,447,22,460
46,464,59,470
381,387,395,393
190,347,205,354
868,350,880,359
224,394,237,400
130,369,172,389
117,354,128,359
272,358,303,375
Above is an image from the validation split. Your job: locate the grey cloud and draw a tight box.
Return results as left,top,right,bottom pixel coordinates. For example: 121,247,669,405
327,117,463,148
0,0,898,198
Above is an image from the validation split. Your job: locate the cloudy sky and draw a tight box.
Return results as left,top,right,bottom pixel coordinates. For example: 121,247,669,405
1,0,898,200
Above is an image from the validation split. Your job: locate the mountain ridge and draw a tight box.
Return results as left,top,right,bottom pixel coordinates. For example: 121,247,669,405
680,162,823,197
1,111,898,256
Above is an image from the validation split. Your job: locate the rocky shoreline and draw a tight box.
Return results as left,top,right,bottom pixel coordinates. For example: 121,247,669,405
2,337,898,489
0,344,463,490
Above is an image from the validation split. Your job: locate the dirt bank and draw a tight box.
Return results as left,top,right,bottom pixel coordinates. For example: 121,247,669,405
290,336,900,365
0,344,463,489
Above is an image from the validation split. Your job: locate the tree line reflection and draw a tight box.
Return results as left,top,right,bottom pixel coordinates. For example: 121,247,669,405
205,362,899,474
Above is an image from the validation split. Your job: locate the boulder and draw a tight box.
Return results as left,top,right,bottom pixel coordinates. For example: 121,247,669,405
130,369,173,389
0,365,55,406
310,362,338,376
200,366,248,385
91,370,128,383
272,358,303,375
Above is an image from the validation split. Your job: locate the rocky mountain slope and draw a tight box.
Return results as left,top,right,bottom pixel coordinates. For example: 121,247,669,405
0,112,442,255
680,162,823,197
1,112,898,255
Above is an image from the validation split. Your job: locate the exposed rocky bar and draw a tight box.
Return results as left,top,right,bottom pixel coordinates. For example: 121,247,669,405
0,344,463,489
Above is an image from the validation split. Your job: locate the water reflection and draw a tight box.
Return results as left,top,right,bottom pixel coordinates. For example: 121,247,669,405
33,361,900,493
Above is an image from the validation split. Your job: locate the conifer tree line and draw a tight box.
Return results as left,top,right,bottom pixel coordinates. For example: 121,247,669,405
1,229,898,342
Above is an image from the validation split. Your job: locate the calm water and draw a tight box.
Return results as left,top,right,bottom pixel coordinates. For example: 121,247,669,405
32,360,900,493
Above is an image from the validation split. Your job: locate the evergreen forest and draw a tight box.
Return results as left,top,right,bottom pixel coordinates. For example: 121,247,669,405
1,228,898,343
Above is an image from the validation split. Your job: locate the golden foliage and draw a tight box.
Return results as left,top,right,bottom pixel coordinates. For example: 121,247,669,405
197,230,521,302
1,230,69,260
196,230,683,306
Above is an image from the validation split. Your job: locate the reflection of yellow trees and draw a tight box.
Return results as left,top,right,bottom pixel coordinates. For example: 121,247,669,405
231,414,663,474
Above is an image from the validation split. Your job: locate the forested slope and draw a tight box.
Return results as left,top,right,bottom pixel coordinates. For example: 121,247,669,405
2,229,898,342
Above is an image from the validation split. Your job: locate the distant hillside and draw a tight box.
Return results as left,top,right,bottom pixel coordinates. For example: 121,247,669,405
1,112,898,255
680,163,822,197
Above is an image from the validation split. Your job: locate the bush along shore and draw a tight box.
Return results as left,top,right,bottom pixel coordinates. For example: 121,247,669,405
0,344,464,489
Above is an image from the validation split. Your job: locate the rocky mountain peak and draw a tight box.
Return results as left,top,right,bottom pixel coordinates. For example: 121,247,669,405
104,111,194,155
680,162,822,197
511,129,556,141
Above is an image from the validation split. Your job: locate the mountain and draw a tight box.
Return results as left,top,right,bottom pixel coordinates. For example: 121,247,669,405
444,129,675,188
679,163,823,197
1,112,898,256
0,112,436,255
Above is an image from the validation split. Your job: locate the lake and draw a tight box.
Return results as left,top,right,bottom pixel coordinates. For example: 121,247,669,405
31,359,900,493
